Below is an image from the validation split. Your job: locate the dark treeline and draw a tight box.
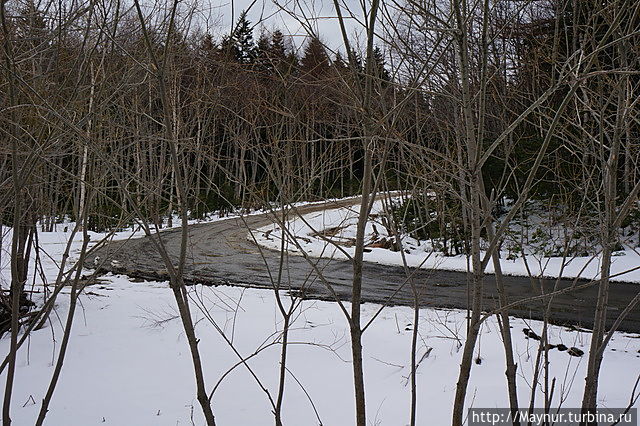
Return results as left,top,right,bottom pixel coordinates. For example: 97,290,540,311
0,0,638,235
1,7,394,232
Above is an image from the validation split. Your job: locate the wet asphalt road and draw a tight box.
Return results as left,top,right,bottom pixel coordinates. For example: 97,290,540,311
86,199,640,333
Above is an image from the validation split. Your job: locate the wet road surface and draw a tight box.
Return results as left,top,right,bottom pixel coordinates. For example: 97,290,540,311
86,199,640,333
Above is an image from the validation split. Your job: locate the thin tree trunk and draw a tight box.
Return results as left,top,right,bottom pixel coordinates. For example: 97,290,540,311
1,0,23,420
133,1,216,423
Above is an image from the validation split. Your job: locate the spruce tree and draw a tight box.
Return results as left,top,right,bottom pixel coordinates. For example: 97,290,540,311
270,30,286,60
219,11,256,64
233,11,255,64
369,46,390,81
300,36,329,77
254,31,272,72
270,30,292,75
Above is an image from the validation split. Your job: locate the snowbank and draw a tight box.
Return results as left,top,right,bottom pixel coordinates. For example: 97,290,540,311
251,200,640,283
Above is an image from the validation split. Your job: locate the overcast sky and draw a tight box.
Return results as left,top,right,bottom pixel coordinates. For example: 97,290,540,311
198,0,368,53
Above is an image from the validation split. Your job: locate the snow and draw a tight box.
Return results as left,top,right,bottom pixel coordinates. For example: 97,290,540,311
251,200,640,284
1,218,639,425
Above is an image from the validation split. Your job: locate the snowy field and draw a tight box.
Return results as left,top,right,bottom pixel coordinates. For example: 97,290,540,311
252,200,640,284
0,216,639,425
0,220,640,425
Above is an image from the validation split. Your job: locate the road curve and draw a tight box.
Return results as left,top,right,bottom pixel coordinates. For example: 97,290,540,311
86,198,640,333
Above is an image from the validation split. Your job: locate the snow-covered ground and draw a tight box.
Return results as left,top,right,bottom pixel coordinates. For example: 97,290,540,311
252,200,640,283
0,219,639,425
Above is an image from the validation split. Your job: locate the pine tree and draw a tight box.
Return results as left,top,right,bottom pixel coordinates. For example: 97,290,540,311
270,30,293,76
332,52,348,75
233,11,255,64
254,31,272,72
285,51,299,76
219,11,256,64
270,30,286,60
369,46,390,81
300,36,329,77
219,34,239,62
347,47,363,73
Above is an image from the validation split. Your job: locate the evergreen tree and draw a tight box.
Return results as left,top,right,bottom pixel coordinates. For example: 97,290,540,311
219,34,239,62
285,51,299,76
271,30,295,76
233,11,255,64
270,30,286,60
369,46,390,81
300,36,329,77
254,31,272,72
333,52,348,74
347,47,363,73
219,11,256,64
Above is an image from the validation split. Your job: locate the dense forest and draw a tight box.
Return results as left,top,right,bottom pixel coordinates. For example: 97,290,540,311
2,1,637,232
